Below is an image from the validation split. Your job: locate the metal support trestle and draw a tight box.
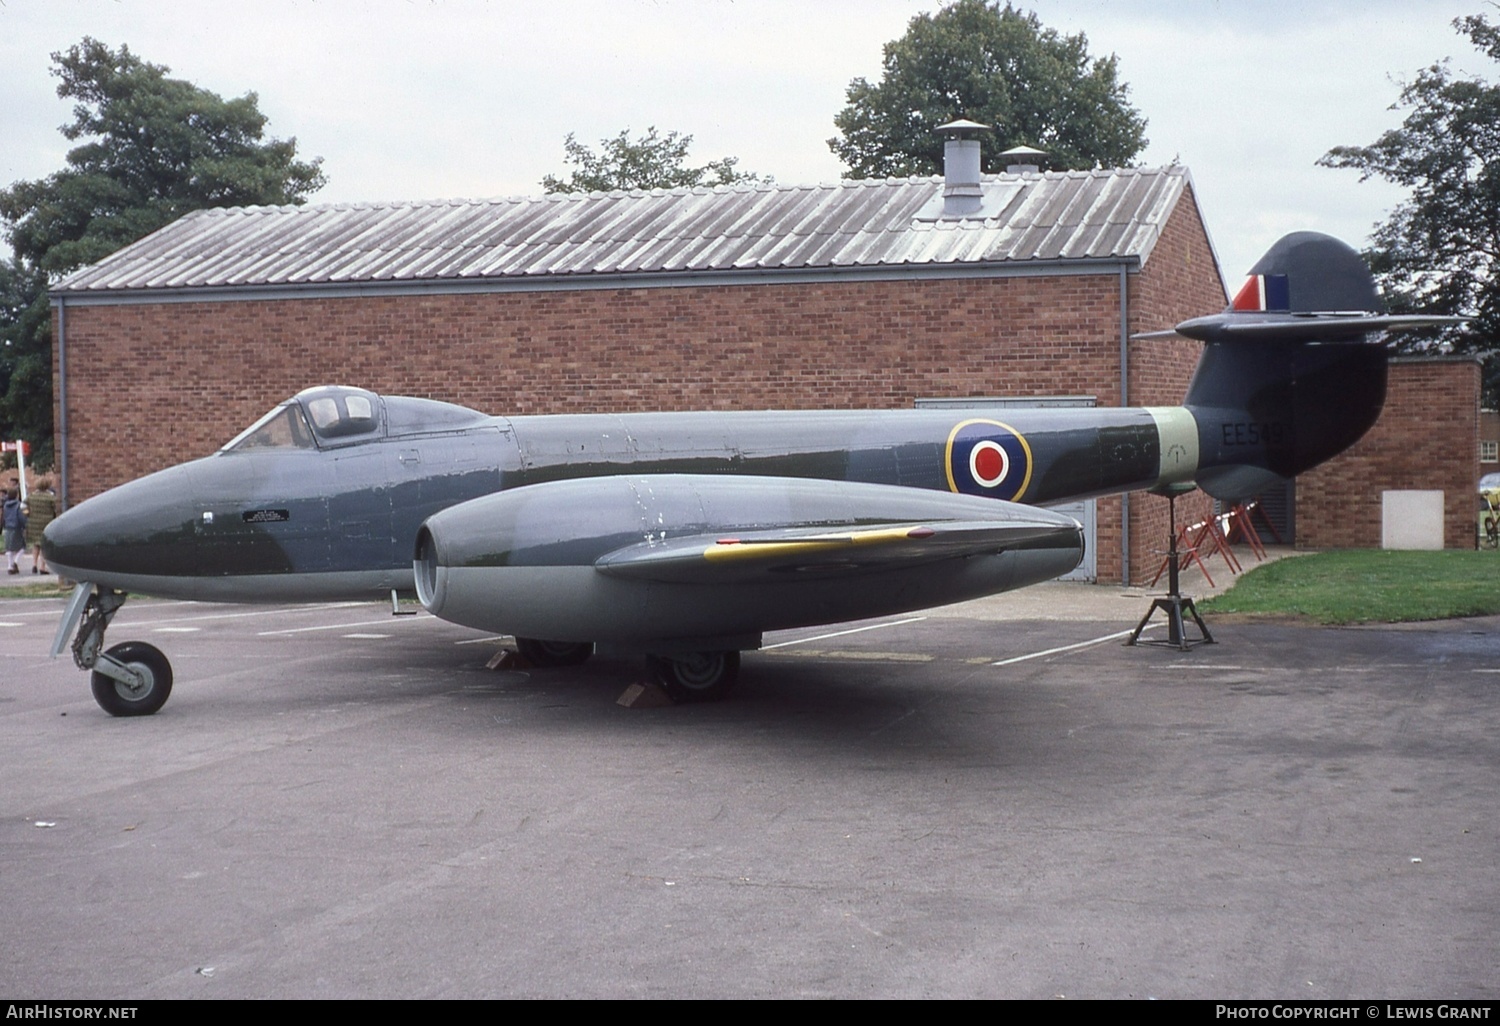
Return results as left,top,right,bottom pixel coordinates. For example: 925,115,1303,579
1128,489,1214,651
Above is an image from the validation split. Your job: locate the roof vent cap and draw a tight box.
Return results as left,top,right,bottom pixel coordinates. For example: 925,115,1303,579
936,119,990,217
999,145,1048,175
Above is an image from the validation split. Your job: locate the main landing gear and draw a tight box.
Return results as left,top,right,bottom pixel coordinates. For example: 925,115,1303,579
645,650,740,703
514,636,741,702
53,584,174,717
514,637,595,667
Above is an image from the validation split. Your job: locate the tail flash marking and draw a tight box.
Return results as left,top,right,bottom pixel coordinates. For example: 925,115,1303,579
1230,274,1291,312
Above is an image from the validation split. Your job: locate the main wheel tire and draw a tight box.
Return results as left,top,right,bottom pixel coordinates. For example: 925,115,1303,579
647,650,740,703
514,637,594,667
90,641,173,717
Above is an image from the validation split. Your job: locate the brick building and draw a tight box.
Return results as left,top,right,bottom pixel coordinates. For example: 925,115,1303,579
1298,356,1481,550
46,150,1477,583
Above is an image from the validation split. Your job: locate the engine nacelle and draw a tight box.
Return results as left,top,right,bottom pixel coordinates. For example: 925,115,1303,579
414,474,1083,648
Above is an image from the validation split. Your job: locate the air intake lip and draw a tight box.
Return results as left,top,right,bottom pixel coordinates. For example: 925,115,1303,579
413,526,441,611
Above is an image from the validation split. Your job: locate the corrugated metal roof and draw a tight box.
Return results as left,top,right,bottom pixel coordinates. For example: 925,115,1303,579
54,166,1195,295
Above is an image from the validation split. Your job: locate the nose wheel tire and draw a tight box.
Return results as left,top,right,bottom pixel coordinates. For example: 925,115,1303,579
514,638,594,667
646,650,740,703
90,641,174,717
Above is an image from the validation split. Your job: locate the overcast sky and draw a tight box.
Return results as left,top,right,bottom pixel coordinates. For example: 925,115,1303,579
0,0,1489,288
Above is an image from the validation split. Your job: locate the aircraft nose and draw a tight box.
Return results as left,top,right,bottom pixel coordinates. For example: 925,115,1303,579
44,464,202,585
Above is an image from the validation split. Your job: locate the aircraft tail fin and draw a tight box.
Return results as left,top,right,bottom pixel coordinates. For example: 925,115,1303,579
1161,232,1462,502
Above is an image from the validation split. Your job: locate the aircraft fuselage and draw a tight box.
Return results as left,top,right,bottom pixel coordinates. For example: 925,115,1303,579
44,398,1200,604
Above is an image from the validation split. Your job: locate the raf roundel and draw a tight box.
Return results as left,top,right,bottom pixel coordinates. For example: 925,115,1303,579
969,440,1008,488
945,419,1033,500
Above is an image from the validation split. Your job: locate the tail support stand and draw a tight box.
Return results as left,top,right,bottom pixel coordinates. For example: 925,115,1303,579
1129,487,1214,651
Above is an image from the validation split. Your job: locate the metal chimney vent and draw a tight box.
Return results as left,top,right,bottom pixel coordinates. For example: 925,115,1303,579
912,119,1023,223
999,145,1048,174
936,119,989,218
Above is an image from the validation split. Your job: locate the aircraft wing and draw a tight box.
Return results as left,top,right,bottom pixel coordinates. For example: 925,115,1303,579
594,519,1075,584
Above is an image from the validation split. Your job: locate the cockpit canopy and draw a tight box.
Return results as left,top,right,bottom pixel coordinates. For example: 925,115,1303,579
304,386,380,440
221,385,489,453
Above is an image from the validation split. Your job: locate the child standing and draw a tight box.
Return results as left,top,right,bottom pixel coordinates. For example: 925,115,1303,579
2,488,25,575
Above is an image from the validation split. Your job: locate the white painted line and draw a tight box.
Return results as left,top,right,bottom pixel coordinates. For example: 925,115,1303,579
1472,669,1500,674
1163,663,1242,670
762,616,927,650
343,633,390,639
152,627,201,633
0,607,87,621
455,636,509,646
125,602,369,627
0,621,24,628
990,624,1157,667
0,598,209,614
258,615,427,636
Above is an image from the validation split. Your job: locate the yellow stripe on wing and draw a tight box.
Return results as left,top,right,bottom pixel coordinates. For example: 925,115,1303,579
702,526,932,563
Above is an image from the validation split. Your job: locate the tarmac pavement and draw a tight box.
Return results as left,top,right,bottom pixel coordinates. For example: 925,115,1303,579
1,547,1495,999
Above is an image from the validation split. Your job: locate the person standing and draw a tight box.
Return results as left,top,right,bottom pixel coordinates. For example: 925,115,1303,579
2,487,25,575
24,476,56,574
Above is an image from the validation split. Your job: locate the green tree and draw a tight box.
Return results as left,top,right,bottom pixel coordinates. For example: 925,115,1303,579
541,127,764,194
830,0,1147,178
1320,14,1500,401
0,258,50,460
0,38,327,461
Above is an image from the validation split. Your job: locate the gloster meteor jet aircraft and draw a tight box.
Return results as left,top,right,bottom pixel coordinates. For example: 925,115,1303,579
43,232,1457,715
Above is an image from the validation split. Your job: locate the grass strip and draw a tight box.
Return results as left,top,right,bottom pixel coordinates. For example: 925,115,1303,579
1200,549,1500,624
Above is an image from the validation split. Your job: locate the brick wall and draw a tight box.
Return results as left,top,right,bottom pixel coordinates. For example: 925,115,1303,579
56,275,1135,495
1298,357,1481,550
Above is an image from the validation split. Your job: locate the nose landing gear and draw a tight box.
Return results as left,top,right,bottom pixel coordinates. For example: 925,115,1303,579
53,583,175,716
90,640,173,716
